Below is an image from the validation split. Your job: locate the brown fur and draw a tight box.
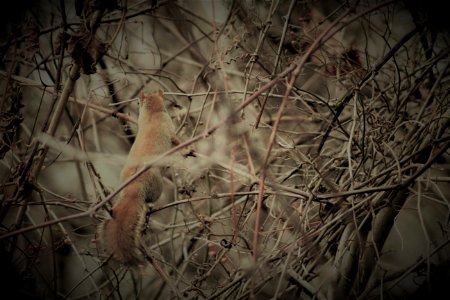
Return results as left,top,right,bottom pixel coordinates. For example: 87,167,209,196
98,91,175,266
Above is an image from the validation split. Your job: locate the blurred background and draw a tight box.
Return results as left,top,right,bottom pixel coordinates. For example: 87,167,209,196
0,0,449,299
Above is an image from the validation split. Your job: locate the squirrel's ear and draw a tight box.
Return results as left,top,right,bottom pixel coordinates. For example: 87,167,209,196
158,89,164,96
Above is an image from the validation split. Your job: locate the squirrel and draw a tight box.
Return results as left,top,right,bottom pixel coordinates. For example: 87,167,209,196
98,90,175,266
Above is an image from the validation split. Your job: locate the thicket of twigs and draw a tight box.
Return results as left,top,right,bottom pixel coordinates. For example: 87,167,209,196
1,0,449,299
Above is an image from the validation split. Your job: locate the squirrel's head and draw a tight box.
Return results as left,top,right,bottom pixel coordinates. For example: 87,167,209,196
139,90,165,113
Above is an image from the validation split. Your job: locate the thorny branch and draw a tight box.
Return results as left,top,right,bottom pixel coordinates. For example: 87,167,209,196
1,0,449,299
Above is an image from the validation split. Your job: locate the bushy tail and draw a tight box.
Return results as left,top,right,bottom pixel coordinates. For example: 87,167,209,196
98,197,146,266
